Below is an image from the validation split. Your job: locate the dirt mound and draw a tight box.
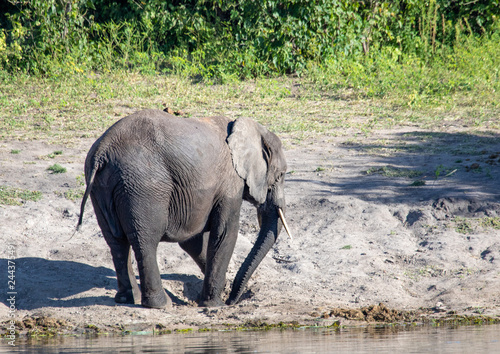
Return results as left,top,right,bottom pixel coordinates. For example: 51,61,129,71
432,197,500,219
323,303,418,323
19,316,68,330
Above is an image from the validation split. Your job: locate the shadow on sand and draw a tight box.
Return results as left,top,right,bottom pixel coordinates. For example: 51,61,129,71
289,131,500,205
1,257,205,310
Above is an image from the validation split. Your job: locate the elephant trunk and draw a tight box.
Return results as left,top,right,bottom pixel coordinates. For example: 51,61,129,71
227,205,283,305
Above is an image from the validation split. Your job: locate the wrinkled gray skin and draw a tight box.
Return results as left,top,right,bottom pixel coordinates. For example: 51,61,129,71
78,109,287,308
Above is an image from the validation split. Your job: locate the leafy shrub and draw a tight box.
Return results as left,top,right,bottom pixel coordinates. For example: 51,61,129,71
0,0,498,79
47,164,66,174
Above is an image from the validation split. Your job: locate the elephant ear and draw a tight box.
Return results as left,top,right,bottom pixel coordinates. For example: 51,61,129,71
227,117,274,204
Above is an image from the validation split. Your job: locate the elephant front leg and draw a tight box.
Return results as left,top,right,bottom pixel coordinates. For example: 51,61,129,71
106,237,141,305
199,203,241,307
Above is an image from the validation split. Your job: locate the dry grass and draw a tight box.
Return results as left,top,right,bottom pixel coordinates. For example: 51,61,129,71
0,71,499,145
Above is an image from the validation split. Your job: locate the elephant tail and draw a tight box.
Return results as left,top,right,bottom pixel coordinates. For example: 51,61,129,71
76,162,99,231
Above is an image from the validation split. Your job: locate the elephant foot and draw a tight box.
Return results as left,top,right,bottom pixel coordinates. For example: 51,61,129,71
198,297,224,308
115,289,140,304
142,290,171,309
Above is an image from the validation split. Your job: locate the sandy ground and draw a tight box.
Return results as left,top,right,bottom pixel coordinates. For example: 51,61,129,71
1,122,500,335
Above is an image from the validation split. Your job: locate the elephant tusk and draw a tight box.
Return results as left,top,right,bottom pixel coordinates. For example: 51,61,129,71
278,208,293,240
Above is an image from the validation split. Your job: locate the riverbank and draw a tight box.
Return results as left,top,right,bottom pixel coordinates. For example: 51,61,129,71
2,122,500,337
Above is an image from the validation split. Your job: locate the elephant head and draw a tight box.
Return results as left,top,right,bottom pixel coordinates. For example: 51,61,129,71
226,117,292,305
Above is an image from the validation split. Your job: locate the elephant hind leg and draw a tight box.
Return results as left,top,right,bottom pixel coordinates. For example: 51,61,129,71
129,233,171,309
109,238,141,304
91,195,140,304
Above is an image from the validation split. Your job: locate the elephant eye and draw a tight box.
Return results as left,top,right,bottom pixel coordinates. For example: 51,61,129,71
276,172,285,182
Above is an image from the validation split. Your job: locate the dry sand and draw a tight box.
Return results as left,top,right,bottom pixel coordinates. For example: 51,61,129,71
1,124,500,335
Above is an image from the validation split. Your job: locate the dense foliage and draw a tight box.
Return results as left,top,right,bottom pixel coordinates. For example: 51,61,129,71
0,0,499,80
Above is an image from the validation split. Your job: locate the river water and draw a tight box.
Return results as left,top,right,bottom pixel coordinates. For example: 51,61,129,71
3,324,500,353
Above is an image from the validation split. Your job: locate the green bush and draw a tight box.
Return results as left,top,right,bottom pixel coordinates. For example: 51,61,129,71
0,0,498,79
47,163,66,174
306,20,499,105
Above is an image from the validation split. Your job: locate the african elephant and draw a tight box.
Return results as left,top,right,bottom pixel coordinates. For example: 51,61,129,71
77,109,291,308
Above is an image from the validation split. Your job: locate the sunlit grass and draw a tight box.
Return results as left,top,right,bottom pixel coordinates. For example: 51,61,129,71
0,53,498,144
0,185,43,206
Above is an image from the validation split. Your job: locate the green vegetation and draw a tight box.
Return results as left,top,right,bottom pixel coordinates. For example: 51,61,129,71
48,150,63,158
365,166,423,178
175,328,193,333
76,173,85,187
0,1,497,142
1,1,499,77
451,216,500,234
428,315,500,326
47,164,66,174
453,216,474,234
434,165,457,179
410,180,426,187
0,185,42,205
62,189,84,202
404,265,476,281
480,217,500,230
84,324,100,333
